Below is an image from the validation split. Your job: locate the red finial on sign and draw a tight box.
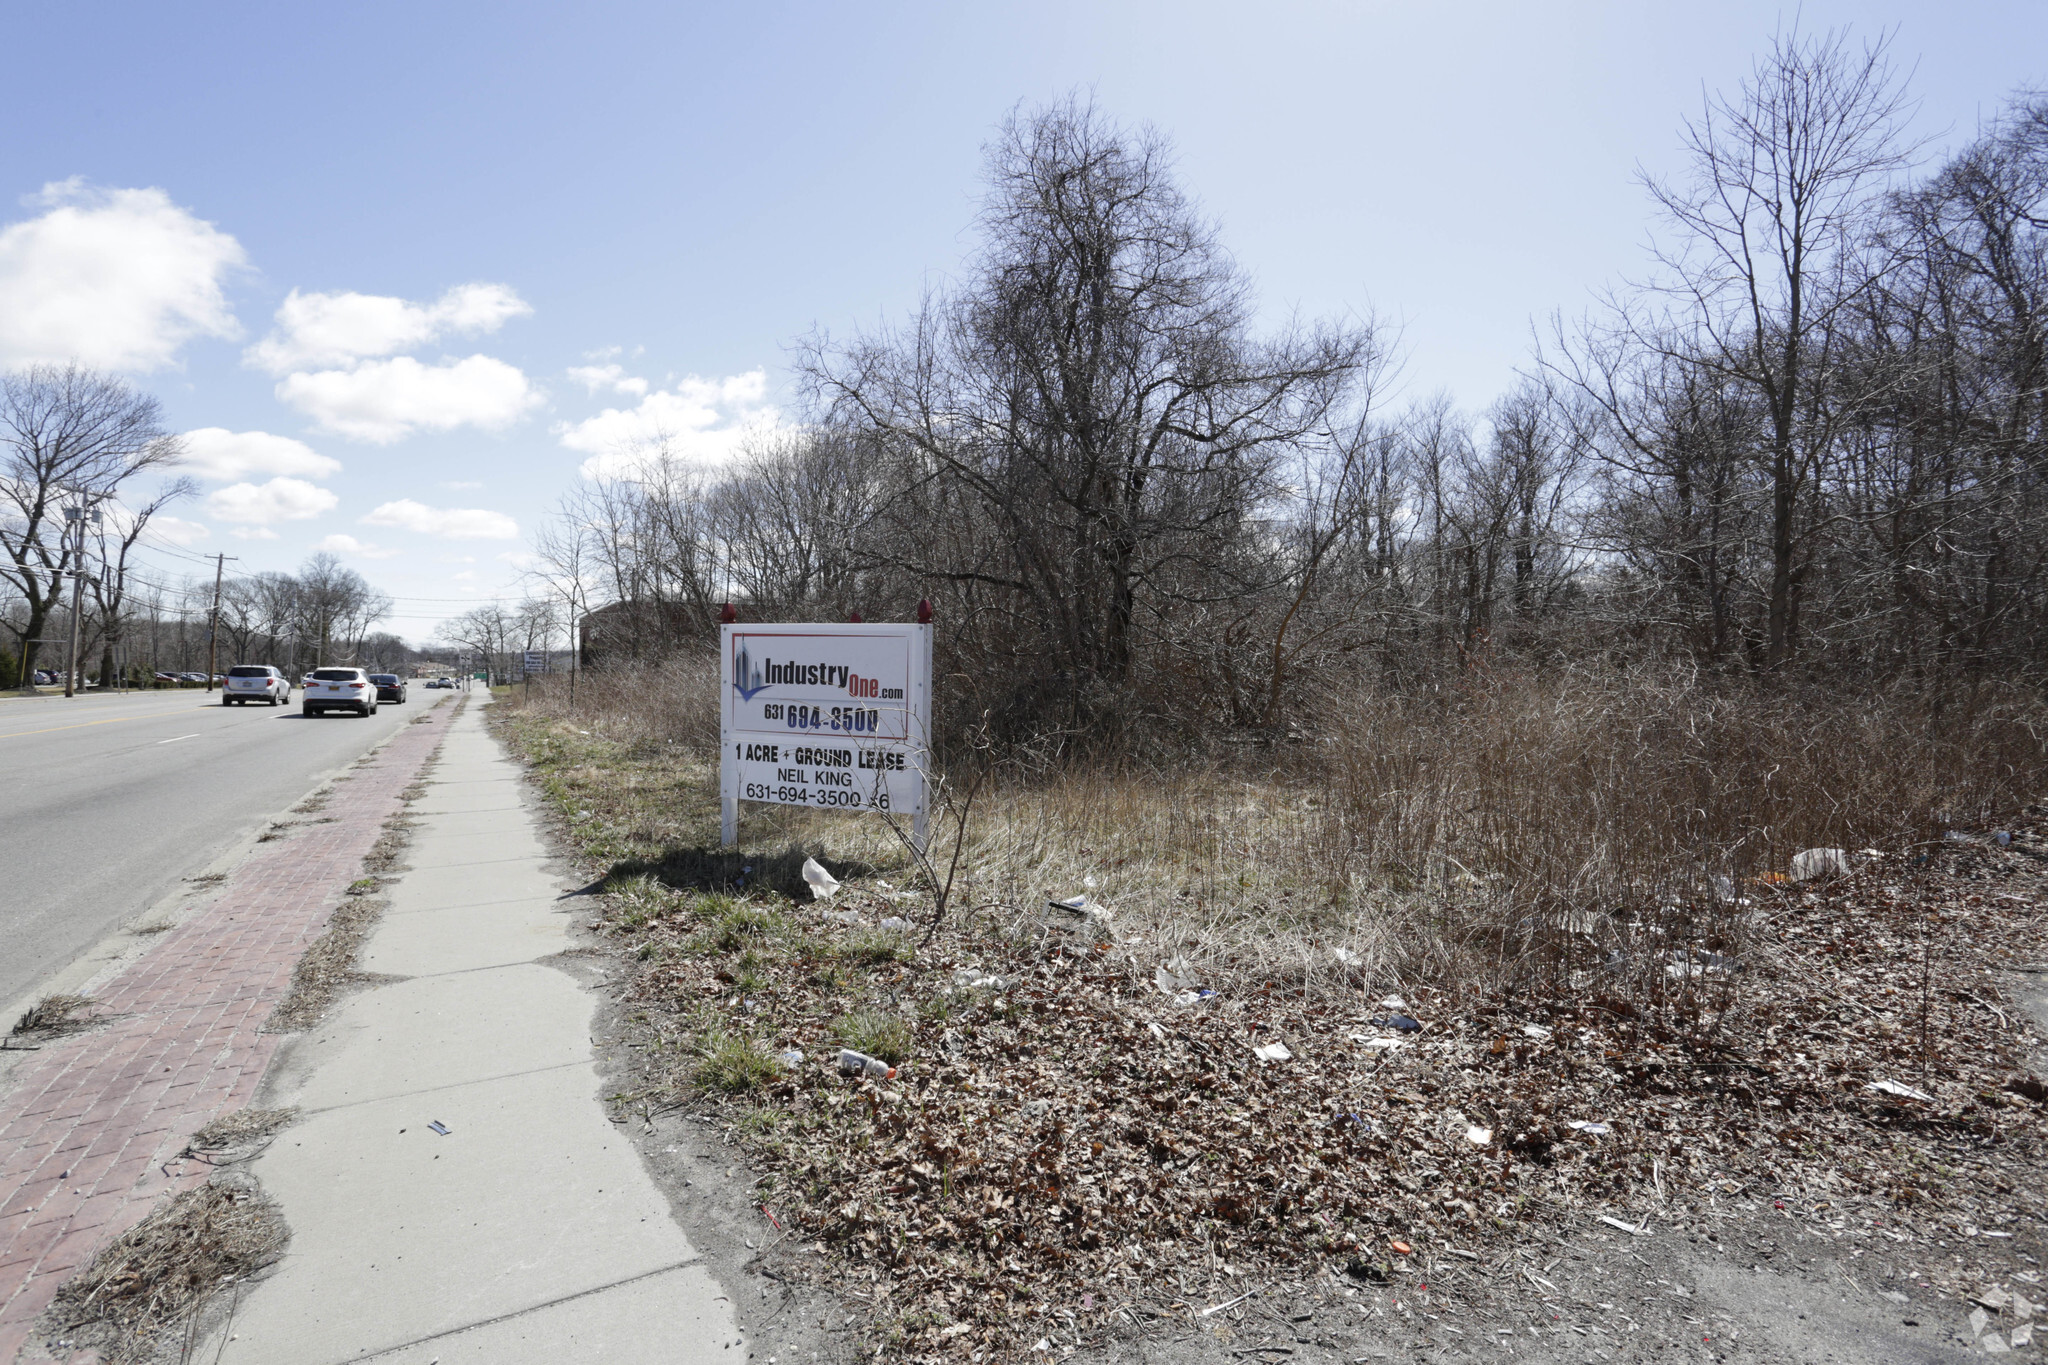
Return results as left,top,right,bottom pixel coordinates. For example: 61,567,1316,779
718,602,737,624
916,598,933,624
849,610,863,623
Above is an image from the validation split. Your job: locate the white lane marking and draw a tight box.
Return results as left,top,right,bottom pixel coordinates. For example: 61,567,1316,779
156,733,202,745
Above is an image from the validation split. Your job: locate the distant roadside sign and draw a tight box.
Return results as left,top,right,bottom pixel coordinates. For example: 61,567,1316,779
522,651,544,674
718,622,931,847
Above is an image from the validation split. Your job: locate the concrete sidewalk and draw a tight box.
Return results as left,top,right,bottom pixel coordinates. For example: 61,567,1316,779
205,696,742,1364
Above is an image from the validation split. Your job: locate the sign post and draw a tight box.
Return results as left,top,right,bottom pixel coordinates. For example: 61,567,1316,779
719,621,932,850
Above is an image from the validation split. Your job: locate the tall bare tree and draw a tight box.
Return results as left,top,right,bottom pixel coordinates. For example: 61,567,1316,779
0,365,185,686
804,97,1377,731
1621,27,1917,668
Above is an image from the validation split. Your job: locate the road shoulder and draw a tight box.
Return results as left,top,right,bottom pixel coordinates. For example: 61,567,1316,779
0,696,457,1363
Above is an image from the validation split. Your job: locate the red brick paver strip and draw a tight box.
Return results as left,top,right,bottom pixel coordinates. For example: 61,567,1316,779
0,706,455,1362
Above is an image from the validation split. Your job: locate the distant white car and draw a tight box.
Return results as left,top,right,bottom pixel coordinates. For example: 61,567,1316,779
223,664,291,706
302,667,378,718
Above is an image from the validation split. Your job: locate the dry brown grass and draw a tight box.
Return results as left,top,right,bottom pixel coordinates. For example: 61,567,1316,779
11,994,98,1039
44,1179,286,1364
508,663,2046,1009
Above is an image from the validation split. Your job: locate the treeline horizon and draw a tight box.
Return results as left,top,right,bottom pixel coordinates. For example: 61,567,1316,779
520,29,2044,749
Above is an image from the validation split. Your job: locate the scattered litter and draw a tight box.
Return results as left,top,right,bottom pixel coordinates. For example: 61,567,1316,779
1789,847,1851,882
1382,1014,1422,1032
1147,1022,1167,1041
1464,1125,1492,1145
1520,1024,1552,1040
951,968,1009,992
1389,1240,1413,1256
782,1050,806,1067
1048,893,1088,912
1995,830,2014,847
1351,1034,1410,1050
1331,947,1360,966
1174,989,1217,1007
1083,875,1099,889
1973,1288,2012,1311
879,917,913,932
801,857,840,901
1378,995,1407,1011
1971,1306,1990,1338
1865,1080,1935,1103
1200,1290,1256,1317
821,909,862,927
1252,1042,1293,1063
837,1049,896,1080
426,1121,451,1136
2015,1323,2034,1348
1598,1215,1647,1235
1568,1121,1612,1136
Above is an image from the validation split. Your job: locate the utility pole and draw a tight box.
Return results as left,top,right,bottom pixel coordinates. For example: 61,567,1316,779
61,501,98,699
205,553,236,692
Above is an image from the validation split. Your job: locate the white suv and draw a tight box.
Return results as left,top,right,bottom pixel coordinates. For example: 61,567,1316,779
302,667,379,718
223,665,291,706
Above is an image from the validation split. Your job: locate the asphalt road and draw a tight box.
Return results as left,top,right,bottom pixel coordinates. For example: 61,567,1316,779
0,685,457,1014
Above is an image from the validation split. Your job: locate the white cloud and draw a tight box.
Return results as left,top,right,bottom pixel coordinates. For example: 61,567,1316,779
277,354,540,443
178,427,341,482
566,362,648,397
495,550,538,569
205,476,339,525
0,180,245,371
556,369,778,477
230,526,280,541
439,479,483,490
361,498,518,539
246,282,530,374
313,533,400,560
147,514,211,546
437,553,478,564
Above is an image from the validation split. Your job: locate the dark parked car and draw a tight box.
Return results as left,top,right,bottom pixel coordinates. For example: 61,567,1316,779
369,673,408,703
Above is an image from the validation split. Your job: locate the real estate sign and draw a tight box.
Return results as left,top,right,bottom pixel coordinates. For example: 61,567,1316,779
718,622,931,846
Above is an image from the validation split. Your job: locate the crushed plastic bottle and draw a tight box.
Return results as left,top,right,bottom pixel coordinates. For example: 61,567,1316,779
837,1049,897,1080
879,916,914,932
782,1049,805,1068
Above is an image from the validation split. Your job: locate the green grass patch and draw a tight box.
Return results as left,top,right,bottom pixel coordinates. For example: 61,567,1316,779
704,903,785,952
692,1029,784,1093
829,928,914,965
831,1008,913,1064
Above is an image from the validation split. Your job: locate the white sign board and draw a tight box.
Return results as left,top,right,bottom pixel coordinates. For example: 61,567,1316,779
523,651,544,675
718,622,931,846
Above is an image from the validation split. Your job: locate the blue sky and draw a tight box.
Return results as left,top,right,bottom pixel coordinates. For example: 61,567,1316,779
2,1,2041,641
